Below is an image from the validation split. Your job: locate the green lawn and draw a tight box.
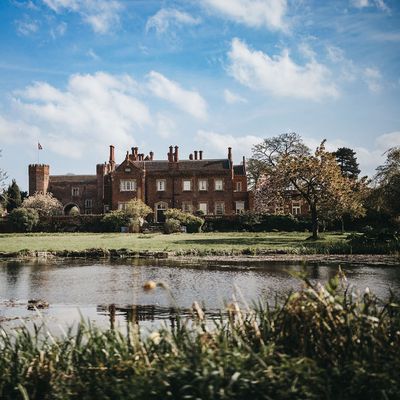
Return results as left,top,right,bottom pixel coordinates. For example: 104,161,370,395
0,231,347,253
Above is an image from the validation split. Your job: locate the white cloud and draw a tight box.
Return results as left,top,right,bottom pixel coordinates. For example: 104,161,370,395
155,113,176,139
50,21,67,38
146,8,201,34
196,130,261,159
228,38,339,100
147,71,207,119
203,0,288,31
223,89,247,104
15,19,39,36
350,0,390,11
363,67,382,92
8,72,150,158
42,0,122,34
87,48,100,61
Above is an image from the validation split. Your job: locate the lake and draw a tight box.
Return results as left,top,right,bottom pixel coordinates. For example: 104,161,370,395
1,258,400,332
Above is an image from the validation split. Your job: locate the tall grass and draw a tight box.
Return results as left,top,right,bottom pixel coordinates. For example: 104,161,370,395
1,276,399,399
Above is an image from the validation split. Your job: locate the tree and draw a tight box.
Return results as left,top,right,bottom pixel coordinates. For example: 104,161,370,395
6,179,22,213
8,208,39,232
253,137,366,239
248,133,310,188
124,199,152,220
333,147,361,179
372,146,400,218
22,192,63,218
0,149,8,209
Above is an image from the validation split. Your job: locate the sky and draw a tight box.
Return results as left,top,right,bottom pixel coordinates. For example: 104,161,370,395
0,0,399,190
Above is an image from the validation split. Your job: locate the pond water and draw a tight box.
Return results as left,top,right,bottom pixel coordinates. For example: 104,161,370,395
1,258,400,332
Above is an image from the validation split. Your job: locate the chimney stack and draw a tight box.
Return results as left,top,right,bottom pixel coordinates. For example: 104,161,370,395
109,145,115,167
174,146,179,162
228,147,232,162
168,145,173,162
243,156,246,173
199,150,203,160
149,151,154,161
194,150,198,160
189,153,193,160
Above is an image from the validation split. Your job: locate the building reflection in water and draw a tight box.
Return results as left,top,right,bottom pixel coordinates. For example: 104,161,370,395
97,304,225,330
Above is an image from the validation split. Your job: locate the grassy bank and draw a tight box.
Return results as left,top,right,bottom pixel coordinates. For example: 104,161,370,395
0,231,348,254
1,276,399,399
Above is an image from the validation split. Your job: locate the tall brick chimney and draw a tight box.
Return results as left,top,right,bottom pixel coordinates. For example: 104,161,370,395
199,150,203,160
28,164,50,195
228,147,232,162
194,150,198,160
189,153,193,160
149,151,154,161
243,156,246,174
174,146,179,162
168,146,173,162
109,145,115,170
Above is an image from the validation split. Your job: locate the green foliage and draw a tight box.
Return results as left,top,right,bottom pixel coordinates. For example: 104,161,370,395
164,218,181,234
0,278,399,399
334,147,361,179
165,208,204,233
8,207,39,232
22,192,63,217
101,211,131,232
124,199,152,220
5,179,22,212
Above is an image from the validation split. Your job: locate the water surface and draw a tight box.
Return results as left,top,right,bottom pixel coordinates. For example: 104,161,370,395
1,258,399,332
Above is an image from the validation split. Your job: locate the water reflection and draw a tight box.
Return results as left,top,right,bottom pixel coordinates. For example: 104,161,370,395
0,258,399,331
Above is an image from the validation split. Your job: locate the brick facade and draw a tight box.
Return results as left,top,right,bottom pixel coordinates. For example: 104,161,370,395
28,145,252,218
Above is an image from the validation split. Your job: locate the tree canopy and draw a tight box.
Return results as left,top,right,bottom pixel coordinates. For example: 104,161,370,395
251,134,366,239
372,146,400,218
22,192,63,217
334,147,361,179
6,179,22,213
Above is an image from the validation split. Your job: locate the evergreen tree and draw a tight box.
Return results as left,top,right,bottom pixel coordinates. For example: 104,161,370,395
6,179,22,213
334,147,360,179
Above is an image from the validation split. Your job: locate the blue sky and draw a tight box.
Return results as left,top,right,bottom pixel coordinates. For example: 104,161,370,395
0,0,399,190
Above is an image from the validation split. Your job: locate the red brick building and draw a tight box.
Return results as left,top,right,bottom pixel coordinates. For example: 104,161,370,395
29,145,252,220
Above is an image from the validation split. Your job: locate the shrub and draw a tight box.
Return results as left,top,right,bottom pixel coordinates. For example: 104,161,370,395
164,208,204,233
124,199,152,220
164,218,181,234
8,207,39,232
22,192,63,217
101,211,131,232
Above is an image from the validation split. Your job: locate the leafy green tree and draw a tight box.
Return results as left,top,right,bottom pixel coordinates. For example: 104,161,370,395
6,179,22,213
253,136,366,239
334,147,361,179
9,208,39,232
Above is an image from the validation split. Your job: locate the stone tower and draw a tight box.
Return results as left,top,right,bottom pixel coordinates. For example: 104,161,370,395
28,164,50,195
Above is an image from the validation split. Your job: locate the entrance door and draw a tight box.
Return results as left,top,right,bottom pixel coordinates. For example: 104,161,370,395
155,202,168,223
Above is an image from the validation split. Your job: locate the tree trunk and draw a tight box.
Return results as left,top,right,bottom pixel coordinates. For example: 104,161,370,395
311,205,319,240
341,217,345,233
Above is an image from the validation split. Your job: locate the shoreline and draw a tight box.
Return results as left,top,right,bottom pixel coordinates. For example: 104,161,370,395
0,248,399,266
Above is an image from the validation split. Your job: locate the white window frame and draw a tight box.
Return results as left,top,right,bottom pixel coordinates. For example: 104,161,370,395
85,199,93,208
120,179,137,192
72,187,79,197
156,179,166,192
214,179,223,191
183,179,192,191
235,181,242,192
235,201,245,214
118,202,128,211
292,202,301,215
198,179,208,191
199,202,208,215
182,201,193,213
215,201,225,215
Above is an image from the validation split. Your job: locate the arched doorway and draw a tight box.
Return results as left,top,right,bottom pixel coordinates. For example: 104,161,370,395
64,203,80,215
154,202,168,223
